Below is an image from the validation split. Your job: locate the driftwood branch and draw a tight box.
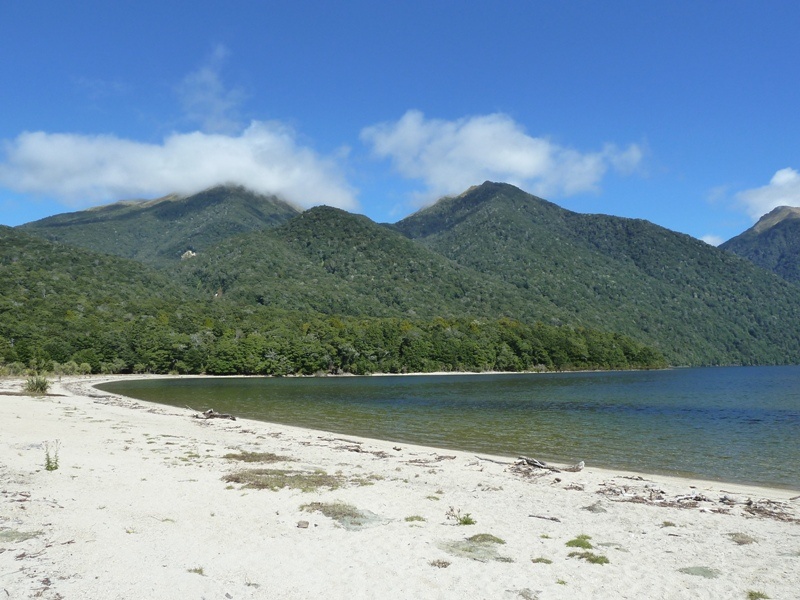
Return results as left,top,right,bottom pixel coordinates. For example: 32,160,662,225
563,461,585,472
192,408,236,421
512,457,584,477
475,456,514,465
518,456,559,471
529,514,562,522
518,456,584,472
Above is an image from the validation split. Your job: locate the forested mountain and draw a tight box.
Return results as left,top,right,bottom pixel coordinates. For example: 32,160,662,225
396,182,800,365
1,225,661,375
720,206,800,283
174,205,570,322
0,225,199,372
21,185,299,265
7,180,800,373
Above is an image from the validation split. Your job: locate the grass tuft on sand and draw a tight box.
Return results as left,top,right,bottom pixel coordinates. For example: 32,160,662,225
568,551,609,565
441,532,512,563
223,468,341,492
467,533,505,545
677,566,721,579
565,534,593,549
223,450,294,463
727,532,757,545
300,501,381,530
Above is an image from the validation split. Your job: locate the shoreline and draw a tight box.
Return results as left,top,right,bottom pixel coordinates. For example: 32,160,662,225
94,372,798,493
2,375,798,599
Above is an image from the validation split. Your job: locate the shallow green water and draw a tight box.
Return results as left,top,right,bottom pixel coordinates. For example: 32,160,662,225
99,366,800,489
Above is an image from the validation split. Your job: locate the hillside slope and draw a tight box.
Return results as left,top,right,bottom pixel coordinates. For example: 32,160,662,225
720,206,800,283
20,185,300,265
173,205,572,322
1,225,662,374
0,225,202,371
396,182,800,365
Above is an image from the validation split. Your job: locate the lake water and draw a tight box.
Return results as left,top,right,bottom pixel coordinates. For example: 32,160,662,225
98,366,800,490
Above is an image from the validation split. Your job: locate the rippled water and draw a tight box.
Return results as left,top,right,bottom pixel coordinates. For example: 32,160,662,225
99,366,800,489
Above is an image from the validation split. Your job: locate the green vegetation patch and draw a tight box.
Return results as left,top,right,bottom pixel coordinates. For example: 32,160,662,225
25,376,49,395
223,468,341,492
405,515,426,522
0,529,43,543
727,532,757,545
349,474,385,486
531,557,553,564
446,506,476,525
223,450,294,463
467,533,505,545
565,534,593,549
300,501,381,530
44,440,60,471
747,591,770,600
440,532,513,563
677,566,721,579
568,551,609,565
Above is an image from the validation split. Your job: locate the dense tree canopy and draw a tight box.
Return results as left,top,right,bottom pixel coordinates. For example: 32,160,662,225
8,181,800,375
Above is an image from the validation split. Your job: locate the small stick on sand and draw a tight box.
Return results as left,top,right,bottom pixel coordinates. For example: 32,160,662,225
529,514,562,522
193,408,237,421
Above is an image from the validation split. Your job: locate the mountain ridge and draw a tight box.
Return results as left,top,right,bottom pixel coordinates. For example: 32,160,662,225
20,185,300,264
1,223,663,375
720,205,800,283
12,180,800,368
396,182,800,365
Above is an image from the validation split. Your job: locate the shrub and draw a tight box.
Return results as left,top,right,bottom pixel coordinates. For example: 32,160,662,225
446,506,476,525
568,551,609,565
44,440,60,471
25,376,49,395
566,534,593,549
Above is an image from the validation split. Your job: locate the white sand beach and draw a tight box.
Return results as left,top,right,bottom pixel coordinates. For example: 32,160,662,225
1,375,798,599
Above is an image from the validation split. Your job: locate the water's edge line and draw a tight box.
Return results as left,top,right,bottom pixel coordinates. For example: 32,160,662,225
86,373,800,495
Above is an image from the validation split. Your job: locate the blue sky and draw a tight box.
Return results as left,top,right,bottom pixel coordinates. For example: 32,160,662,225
2,1,799,244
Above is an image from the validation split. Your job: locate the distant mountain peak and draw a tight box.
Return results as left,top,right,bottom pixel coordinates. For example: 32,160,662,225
752,205,800,234
20,184,300,264
395,182,560,239
720,205,800,284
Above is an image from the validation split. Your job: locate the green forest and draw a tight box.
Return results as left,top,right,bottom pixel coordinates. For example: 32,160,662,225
0,223,665,376
6,181,800,376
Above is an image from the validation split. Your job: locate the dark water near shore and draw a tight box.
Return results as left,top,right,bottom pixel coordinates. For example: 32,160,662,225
99,366,800,489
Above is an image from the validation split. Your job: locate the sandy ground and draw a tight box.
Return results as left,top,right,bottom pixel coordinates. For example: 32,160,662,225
1,375,798,600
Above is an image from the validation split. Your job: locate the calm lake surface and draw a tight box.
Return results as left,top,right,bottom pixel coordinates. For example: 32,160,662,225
99,366,800,490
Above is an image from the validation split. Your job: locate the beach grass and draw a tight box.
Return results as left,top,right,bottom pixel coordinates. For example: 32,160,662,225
223,450,294,463
223,468,341,492
446,506,476,525
566,534,593,549
568,551,609,565
299,501,379,530
25,376,49,395
467,533,505,544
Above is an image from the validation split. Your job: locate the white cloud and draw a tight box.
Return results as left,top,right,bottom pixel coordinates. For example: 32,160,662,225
701,234,724,246
736,167,800,220
176,44,246,135
0,122,357,210
360,110,642,203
